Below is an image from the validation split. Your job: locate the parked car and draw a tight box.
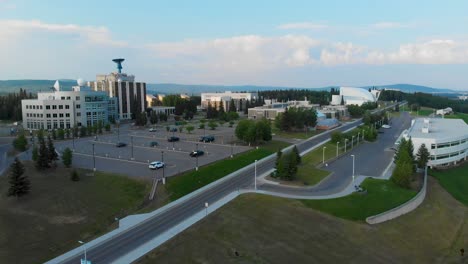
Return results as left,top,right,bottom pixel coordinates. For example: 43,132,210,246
149,141,158,147
115,142,127,147
189,150,205,157
148,161,165,170
169,127,178,132
149,128,157,132
168,136,180,142
382,124,391,129
199,135,215,142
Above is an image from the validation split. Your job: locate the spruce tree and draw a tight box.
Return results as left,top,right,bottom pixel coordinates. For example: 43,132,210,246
416,143,430,168
32,146,38,161
7,158,30,197
62,147,73,168
292,145,301,164
36,137,49,169
228,99,236,112
47,136,58,165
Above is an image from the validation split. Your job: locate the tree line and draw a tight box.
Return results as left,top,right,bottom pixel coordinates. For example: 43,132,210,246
391,137,429,188
0,88,34,121
258,89,331,105
274,108,317,132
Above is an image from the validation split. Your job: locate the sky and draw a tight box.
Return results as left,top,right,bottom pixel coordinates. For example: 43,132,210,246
1,0,468,90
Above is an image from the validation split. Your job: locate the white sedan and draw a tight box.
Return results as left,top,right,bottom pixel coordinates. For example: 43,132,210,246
149,161,165,170
382,124,391,129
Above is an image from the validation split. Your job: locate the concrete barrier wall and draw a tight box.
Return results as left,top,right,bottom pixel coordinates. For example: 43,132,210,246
366,166,427,225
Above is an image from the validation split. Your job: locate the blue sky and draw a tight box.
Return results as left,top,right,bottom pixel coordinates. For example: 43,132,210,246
1,0,468,89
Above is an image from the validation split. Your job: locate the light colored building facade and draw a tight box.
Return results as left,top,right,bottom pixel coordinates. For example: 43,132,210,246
331,87,378,106
88,60,147,120
21,81,116,130
403,118,468,168
150,106,175,115
201,91,258,111
248,99,319,120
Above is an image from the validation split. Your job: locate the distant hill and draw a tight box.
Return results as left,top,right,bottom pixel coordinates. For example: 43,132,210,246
1,80,466,96
0,80,76,94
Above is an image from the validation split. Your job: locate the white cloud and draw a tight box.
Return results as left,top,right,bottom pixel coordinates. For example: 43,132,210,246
278,22,328,30
0,19,126,47
372,22,410,29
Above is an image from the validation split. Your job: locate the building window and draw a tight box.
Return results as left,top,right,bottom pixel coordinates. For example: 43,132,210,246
66,96,71,100
61,96,65,100
52,105,57,110
53,114,57,118
46,114,51,118
65,105,70,109
39,105,43,109
46,105,50,110
59,113,64,118
76,96,80,101
65,113,70,117
59,105,63,109
76,104,81,109
77,112,81,117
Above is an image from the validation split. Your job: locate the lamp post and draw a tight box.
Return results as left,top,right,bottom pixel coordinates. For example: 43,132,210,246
351,154,355,182
230,135,234,158
254,159,257,190
204,202,209,216
117,121,120,142
72,131,75,151
161,151,165,180
131,136,134,160
322,146,327,164
92,143,96,172
345,139,348,153
78,241,87,263
172,130,175,150
352,135,355,148
357,132,360,144
336,142,340,157
195,143,199,171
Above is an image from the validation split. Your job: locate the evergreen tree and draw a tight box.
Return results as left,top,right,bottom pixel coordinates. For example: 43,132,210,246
391,150,413,188
13,133,28,151
407,137,415,163
36,137,49,169
51,129,57,140
292,145,301,164
394,138,408,164
218,101,225,115
244,100,250,115
416,143,430,168
70,169,80,181
7,158,30,197
47,136,58,165
287,152,298,180
62,147,73,168
275,150,282,169
150,111,158,124
32,146,38,161
228,99,236,112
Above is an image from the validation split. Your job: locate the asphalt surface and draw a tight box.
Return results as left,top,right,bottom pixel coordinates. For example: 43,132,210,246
260,112,412,195
56,118,368,264
54,125,250,179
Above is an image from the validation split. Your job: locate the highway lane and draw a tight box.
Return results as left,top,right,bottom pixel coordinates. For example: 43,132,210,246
57,119,364,264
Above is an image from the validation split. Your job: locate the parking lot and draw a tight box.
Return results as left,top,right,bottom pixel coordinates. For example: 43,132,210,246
54,123,251,179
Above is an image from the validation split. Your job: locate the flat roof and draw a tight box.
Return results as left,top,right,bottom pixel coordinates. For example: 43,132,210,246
407,118,468,140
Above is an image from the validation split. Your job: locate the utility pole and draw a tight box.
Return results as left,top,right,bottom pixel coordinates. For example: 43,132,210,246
254,159,257,190
351,154,355,182
92,143,96,172
196,143,199,171
322,146,327,164
131,136,134,160
161,151,165,183
230,135,234,158
336,142,340,157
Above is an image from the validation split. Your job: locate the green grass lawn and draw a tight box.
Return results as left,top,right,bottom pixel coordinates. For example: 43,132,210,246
166,148,274,201
430,163,468,206
272,127,321,139
0,162,150,263
295,163,330,185
446,112,468,124
257,140,291,152
301,178,417,221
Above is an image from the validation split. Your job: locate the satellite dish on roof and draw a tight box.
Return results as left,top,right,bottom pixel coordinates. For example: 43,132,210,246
53,80,60,91
77,78,86,86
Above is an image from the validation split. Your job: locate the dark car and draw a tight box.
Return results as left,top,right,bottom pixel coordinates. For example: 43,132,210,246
116,142,127,147
199,135,215,142
169,127,178,132
168,136,180,142
189,150,205,157
149,141,158,147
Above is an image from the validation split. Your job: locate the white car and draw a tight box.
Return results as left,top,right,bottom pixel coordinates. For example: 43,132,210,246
149,128,157,132
382,124,391,129
149,161,165,170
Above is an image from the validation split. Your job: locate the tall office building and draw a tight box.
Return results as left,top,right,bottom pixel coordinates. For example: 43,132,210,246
88,59,147,120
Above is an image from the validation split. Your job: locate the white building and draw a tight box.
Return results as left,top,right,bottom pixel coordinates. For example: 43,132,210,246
88,59,146,120
201,91,258,111
21,80,116,130
331,87,378,106
403,118,468,168
436,107,453,116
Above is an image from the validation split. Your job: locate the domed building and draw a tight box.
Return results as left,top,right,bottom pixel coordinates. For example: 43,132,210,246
331,87,379,106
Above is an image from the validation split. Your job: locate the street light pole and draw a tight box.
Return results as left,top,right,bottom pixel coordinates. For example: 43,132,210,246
78,241,87,263
351,154,355,182
336,142,340,157
92,143,96,172
352,135,355,148
161,151,165,179
72,131,75,151
357,132,360,144
230,135,234,158
131,136,134,160
254,159,257,190
345,139,348,153
172,130,175,150
196,143,199,171
322,146,327,164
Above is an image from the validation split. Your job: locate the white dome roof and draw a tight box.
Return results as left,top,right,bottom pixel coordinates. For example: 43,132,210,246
77,78,86,86
340,87,376,103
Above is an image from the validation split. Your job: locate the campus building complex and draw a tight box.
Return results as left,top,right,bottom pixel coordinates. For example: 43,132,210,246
201,91,258,112
88,59,147,120
21,80,117,130
403,118,468,168
247,99,319,120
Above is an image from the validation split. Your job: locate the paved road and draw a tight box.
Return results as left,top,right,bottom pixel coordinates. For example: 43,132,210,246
260,112,412,195
56,118,368,264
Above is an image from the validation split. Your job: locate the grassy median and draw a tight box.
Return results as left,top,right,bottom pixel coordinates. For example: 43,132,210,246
301,178,417,221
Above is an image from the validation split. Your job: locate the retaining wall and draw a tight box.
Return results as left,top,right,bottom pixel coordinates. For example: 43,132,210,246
366,166,427,224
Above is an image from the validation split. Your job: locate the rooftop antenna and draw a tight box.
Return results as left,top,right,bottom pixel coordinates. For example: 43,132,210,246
112,58,125,73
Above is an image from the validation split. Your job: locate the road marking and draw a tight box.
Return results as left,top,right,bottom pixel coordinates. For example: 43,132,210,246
88,140,191,154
